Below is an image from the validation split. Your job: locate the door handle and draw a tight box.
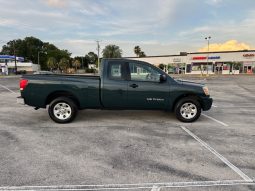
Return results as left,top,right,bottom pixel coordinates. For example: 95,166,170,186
129,84,138,88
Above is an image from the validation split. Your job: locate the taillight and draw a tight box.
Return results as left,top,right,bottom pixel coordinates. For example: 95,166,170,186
20,79,28,91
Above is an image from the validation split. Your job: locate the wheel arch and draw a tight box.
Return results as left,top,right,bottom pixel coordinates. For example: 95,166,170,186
172,93,202,111
45,91,80,109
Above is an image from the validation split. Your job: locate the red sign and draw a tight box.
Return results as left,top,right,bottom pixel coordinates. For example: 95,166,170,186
192,56,207,60
243,53,255,58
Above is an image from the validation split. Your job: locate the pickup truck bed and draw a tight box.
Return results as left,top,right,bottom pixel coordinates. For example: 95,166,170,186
21,74,101,109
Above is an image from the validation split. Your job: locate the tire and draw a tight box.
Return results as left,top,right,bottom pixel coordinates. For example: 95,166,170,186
174,97,201,122
48,97,78,123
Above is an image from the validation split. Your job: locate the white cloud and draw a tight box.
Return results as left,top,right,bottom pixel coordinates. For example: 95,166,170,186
44,0,68,8
0,16,47,32
179,26,211,36
206,0,223,6
178,9,255,50
86,0,180,37
17,9,65,18
1,0,255,57
199,40,254,52
0,0,181,39
0,18,17,26
79,4,109,16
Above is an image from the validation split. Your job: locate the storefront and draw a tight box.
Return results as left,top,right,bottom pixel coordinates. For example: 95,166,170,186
185,56,220,74
128,50,255,74
185,52,251,74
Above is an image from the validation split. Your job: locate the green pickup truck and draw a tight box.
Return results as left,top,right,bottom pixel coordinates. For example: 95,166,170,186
18,59,212,123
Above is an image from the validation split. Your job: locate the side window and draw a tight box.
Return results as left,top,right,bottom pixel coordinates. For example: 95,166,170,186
129,62,161,82
108,61,123,80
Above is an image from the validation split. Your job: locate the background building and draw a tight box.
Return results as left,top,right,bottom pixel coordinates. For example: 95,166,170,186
128,50,255,74
0,55,40,74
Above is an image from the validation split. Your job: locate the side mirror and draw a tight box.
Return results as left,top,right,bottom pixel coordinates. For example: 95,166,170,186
160,74,167,82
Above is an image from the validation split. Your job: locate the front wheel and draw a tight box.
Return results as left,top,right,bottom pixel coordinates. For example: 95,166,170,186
48,97,78,123
175,97,201,122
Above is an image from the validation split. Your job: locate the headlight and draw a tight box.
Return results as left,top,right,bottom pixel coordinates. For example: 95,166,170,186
203,86,210,96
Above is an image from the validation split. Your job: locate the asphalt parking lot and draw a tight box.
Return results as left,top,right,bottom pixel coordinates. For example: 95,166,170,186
0,75,254,191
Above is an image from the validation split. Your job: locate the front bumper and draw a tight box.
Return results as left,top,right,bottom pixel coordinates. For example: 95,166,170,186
201,97,213,111
17,96,25,105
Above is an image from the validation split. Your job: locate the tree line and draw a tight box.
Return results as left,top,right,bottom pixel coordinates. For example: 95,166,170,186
0,36,147,72
0,37,71,70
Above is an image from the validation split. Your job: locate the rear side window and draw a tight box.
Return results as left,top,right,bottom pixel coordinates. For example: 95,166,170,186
108,61,124,80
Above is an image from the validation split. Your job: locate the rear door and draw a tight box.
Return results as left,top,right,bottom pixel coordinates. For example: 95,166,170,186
127,61,170,109
101,60,128,108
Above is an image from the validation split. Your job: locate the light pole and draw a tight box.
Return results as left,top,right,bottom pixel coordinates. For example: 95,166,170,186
13,40,17,74
205,36,211,75
14,49,17,74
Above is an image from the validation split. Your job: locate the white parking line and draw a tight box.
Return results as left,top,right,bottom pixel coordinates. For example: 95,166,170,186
219,106,255,108
202,113,228,127
180,126,253,181
212,104,217,108
0,180,254,190
151,185,161,191
0,84,16,94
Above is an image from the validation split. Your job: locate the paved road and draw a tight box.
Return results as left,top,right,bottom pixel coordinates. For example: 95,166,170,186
0,75,254,190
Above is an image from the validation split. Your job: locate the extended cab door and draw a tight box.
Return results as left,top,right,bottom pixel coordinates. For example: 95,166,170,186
127,61,170,109
101,60,128,108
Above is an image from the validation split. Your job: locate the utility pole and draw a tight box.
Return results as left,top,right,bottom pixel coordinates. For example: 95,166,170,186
205,36,211,76
96,40,101,72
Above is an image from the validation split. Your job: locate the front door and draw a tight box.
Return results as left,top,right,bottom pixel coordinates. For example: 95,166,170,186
127,61,170,109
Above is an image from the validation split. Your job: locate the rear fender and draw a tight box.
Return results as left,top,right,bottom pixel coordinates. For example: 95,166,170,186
45,91,80,109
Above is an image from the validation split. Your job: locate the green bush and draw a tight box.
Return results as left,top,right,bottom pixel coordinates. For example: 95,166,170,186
86,68,96,73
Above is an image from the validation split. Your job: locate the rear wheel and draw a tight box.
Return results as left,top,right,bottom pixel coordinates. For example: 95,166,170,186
175,97,201,122
48,97,78,123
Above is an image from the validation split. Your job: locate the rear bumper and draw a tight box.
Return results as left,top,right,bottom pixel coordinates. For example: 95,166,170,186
201,97,213,111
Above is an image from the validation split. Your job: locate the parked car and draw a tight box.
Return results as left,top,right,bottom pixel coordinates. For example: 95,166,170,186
17,59,212,123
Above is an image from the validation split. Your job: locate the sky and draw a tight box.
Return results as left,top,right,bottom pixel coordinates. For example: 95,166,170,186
0,0,255,57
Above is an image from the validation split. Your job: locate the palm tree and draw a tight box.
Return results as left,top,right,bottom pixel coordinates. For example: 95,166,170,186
58,58,69,72
47,57,57,71
72,59,81,71
134,46,141,57
139,51,146,57
102,45,122,58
